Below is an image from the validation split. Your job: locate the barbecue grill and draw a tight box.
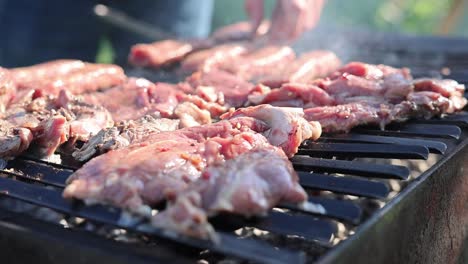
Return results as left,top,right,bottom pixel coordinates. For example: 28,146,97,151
1,31,468,264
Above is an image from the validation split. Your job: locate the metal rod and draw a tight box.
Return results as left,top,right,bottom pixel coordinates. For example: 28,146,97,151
93,4,173,41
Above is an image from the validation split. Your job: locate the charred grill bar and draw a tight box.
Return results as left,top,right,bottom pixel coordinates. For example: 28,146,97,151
0,33,468,263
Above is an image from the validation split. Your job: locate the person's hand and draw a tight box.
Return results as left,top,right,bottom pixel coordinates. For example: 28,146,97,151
245,0,264,37
245,0,325,43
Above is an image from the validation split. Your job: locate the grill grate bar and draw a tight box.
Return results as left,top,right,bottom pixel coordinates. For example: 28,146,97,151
4,158,365,224
308,197,362,224
354,124,461,139
318,134,447,154
253,212,336,243
0,164,345,242
298,172,390,199
4,159,71,188
410,112,468,127
278,198,361,224
0,176,305,264
17,155,79,170
298,143,429,159
0,169,65,188
291,156,410,180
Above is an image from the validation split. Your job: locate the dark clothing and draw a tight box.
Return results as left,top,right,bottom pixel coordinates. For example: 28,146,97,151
0,0,213,67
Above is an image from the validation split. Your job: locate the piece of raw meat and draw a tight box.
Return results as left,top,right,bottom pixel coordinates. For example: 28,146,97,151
180,43,248,72
0,90,112,159
63,124,271,215
221,104,321,157
10,60,86,89
219,46,296,82
0,119,34,160
152,147,307,240
0,68,16,112
72,114,179,162
129,40,198,68
186,69,266,109
11,61,126,96
64,105,317,214
248,83,336,108
413,78,467,113
258,50,341,87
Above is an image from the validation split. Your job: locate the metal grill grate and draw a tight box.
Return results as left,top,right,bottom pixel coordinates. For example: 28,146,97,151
2,33,468,263
1,111,467,263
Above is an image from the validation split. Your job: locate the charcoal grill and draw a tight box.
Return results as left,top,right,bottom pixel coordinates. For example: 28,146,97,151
1,31,468,264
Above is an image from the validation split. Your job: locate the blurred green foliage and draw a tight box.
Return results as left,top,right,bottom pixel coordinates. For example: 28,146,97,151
373,0,451,34
213,0,460,35
95,36,115,64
